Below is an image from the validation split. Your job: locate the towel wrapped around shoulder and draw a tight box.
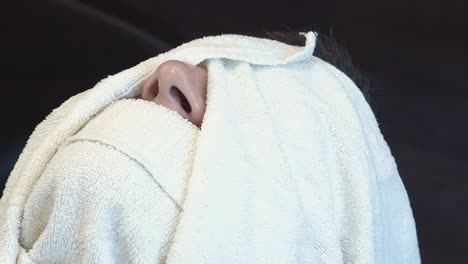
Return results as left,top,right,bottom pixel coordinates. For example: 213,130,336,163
0,32,420,263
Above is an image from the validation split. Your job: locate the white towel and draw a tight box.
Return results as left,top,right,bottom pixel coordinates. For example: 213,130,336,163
0,31,420,263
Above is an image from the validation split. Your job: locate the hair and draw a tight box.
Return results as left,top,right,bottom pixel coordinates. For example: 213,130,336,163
262,30,371,103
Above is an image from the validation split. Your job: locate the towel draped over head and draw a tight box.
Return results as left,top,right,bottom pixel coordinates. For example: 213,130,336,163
0,31,420,263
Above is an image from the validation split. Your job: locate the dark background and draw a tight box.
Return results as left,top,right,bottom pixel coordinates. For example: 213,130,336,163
1,0,467,262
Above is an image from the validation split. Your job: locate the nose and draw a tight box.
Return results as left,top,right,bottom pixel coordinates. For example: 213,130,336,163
141,60,208,128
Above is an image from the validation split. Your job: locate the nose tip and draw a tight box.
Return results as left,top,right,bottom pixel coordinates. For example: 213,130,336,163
141,60,208,127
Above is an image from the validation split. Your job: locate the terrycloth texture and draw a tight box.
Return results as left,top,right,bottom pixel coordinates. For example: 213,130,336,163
0,31,420,263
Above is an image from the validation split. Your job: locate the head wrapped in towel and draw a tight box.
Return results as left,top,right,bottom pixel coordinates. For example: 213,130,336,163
0,32,420,263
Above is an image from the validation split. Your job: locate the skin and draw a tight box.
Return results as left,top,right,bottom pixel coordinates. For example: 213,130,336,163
140,60,208,128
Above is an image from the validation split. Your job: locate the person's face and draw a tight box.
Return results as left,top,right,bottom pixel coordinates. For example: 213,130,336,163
141,60,208,128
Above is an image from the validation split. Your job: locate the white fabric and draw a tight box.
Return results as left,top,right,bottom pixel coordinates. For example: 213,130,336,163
0,31,420,263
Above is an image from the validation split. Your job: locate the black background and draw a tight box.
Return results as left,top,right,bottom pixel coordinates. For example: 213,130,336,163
1,0,467,262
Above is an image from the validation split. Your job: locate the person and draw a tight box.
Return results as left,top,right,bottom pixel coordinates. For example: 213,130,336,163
0,30,420,263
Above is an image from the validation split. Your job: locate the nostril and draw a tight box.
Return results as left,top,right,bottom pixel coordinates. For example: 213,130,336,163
148,79,159,98
170,86,192,113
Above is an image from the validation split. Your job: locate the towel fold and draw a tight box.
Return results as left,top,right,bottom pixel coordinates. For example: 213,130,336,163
0,31,420,263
